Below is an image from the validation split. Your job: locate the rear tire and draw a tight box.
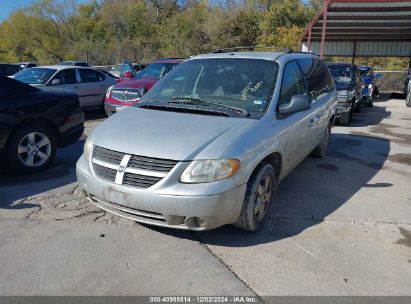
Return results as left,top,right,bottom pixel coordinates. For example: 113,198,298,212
7,124,57,173
234,163,276,232
311,122,331,158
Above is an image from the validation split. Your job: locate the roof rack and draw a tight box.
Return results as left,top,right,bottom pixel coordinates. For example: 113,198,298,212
213,46,314,55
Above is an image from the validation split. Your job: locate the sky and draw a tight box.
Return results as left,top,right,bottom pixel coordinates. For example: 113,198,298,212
0,0,87,22
0,0,32,21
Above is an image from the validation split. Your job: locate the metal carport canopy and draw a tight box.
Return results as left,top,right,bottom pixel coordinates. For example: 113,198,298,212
300,0,411,58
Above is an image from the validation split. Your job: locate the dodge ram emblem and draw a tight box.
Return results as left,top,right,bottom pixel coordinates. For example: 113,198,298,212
118,165,126,173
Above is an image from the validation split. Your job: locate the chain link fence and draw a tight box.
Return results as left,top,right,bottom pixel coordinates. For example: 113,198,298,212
374,71,408,94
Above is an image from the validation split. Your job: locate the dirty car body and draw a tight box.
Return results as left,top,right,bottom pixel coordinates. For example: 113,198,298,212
77,51,337,231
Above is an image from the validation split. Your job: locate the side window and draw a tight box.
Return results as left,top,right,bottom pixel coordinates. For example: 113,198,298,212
298,58,334,98
97,71,105,81
79,69,101,83
279,61,307,106
52,69,77,84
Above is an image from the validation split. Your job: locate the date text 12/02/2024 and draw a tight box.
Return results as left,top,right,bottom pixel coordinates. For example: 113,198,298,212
149,296,259,303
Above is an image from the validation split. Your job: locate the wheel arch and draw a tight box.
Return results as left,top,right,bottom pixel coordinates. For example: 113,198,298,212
5,118,61,152
247,151,283,187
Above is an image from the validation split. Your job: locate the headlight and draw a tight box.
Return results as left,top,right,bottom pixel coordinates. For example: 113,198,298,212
180,159,240,183
338,90,348,98
84,138,93,161
105,85,114,99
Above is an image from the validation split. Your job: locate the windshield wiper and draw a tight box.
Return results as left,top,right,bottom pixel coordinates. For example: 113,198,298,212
172,96,249,117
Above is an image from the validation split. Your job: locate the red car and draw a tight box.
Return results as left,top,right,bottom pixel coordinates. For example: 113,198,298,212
104,58,185,116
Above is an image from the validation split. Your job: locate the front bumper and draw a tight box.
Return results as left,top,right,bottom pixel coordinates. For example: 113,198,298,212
76,155,247,230
335,102,352,118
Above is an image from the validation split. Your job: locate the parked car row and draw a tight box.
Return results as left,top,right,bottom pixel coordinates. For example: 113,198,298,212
326,62,381,125
0,50,393,233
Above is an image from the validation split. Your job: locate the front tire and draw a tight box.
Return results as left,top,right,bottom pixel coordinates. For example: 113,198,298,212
406,92,411,107
7,124,57,173
234,163,276,232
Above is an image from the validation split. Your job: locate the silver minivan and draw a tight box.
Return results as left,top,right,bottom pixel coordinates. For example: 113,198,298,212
76,50,337,231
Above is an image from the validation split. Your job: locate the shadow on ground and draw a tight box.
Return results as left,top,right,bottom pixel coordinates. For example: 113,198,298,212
0,140,84,207
348,104,391,127
153,132,390,247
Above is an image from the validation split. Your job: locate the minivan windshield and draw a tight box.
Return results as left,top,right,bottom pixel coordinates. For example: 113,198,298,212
13,68,56,84
139,58,278,117
327,64,353,83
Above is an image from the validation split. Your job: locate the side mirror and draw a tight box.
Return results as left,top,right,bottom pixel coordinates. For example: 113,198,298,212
374,73,381,79
123,71,134,78
51,79,61,85
279,95,311,114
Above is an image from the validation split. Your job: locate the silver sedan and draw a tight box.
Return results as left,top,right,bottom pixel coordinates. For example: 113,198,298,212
13,66,117,108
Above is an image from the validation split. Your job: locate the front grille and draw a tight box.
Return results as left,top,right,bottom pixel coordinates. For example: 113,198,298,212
111,88,140,102
93,163,116,182
91,146,179,189
123,173,162,188
128,155,179,172
93,146,124,165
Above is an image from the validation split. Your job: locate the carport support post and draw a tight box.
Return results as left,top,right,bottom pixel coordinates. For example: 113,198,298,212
352,41,357,64
320,1,329,59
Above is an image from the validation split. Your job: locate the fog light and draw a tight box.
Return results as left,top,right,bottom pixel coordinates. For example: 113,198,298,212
195,217,208,228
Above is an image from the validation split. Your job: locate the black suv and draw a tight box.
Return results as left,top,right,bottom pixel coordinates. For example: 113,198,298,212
326,63,364,125
0,64,21,76
0,76,84,172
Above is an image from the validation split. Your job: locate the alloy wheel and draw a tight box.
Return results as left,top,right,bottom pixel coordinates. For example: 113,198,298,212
17,132,52,167
254,174,273,222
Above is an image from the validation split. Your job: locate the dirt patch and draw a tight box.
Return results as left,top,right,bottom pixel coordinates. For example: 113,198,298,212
388,154,411,166
368,124,411,146
12,186,135,225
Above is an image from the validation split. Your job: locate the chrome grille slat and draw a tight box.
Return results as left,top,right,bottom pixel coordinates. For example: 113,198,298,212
111,88,141,102
128,156,178,172
123,173,162,188
93,163,116,182
92,146,178,188
130,156,178,165
93,147,124,165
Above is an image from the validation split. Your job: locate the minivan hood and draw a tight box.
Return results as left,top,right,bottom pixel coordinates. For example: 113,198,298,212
90,107,257,161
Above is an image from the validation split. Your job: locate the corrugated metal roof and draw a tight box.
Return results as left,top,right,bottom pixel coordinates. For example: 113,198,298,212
300,0,411,57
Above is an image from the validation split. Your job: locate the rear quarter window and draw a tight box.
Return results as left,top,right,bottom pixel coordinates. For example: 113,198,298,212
298,58,334,98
